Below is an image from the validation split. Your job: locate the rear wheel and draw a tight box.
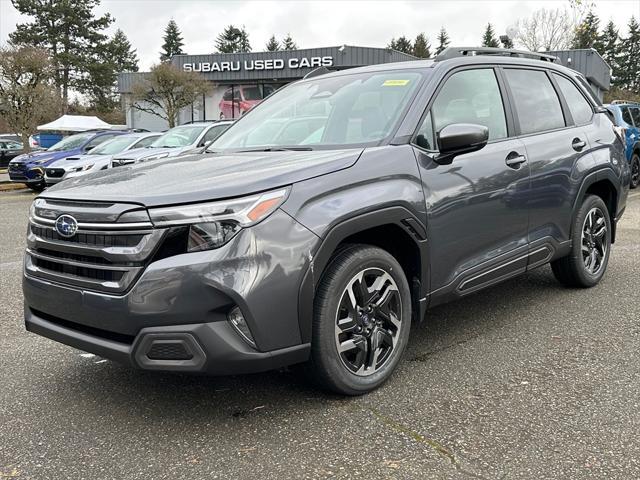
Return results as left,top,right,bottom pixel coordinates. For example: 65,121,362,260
551,195,611,288
630,153,640,189
310,245,411,395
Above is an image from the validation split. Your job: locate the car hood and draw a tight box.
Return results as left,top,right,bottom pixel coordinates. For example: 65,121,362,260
112,146,187,161
42,149,364,206
48,153,114,169
10,150,72,166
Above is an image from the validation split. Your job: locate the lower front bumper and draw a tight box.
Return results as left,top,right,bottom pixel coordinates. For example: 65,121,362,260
25,307,310,374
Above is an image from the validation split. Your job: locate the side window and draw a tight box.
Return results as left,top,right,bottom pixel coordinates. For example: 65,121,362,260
631,108,640,127
132,136,157,148
621,107,634,126
415,112,434,150
553,74,593,125
85,134,114,150
505,69,565,134
223,89,233,101
429,69,507,143
203,125,228,144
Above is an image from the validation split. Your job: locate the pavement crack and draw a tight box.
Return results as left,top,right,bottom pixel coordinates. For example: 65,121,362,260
365,406,488,479
410,333,481,362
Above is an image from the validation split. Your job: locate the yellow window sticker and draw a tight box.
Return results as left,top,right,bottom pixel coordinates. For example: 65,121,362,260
383,79,411,86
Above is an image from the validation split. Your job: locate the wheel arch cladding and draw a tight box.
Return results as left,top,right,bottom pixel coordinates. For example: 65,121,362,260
578,173,619,243
297,207,428,343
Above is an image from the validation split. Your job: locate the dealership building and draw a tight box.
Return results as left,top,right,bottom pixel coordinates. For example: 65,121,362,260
117,46,416,131
117,45,611,131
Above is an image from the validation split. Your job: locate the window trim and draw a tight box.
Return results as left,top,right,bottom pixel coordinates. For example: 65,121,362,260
549,72,595,127
501,66,573,138
410,65,514,153
629,107,640,128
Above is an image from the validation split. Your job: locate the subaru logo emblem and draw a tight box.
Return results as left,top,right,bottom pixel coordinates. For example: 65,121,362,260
55,214,78,238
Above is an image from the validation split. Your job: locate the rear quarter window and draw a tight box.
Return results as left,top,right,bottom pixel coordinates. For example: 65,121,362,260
553,74,593,125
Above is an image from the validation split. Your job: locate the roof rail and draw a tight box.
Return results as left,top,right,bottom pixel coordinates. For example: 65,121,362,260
434,47,558,63
611,100,640,105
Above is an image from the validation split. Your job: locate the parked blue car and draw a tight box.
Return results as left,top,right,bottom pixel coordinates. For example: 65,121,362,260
605,101,640,189
8,130,129,191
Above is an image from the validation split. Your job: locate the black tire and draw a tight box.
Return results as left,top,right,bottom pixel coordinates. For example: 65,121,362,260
309,245,412,395
26,182,45,192
551,195,611,288
630,153,640,189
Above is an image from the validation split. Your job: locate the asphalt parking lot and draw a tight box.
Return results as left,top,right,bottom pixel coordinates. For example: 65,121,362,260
1,188,639,479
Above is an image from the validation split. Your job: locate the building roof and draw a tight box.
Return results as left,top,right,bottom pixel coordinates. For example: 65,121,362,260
118,45,417,93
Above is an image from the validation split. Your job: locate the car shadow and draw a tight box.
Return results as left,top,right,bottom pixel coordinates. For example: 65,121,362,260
46,266,564,421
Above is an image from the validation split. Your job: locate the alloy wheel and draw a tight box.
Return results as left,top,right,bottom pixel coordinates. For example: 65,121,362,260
631,156,640,188
581,207,608,275
334,268,402,376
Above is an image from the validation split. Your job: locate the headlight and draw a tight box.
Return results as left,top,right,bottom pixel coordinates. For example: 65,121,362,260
142,152,169,161
149,188,289,251
75,164,94,172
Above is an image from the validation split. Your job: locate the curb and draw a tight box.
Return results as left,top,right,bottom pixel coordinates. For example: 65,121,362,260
0,182,28,192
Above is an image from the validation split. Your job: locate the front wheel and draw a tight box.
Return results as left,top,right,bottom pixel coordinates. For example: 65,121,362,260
26,182,45,192
551,195,611,288
630,153,639,189
309,245,412,395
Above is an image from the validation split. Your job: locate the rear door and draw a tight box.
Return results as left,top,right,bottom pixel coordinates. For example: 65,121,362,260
413,67,530,295
502,67,595,259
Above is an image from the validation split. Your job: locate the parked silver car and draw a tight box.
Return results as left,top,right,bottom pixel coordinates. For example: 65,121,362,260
44,132,161,186
110,121,233,167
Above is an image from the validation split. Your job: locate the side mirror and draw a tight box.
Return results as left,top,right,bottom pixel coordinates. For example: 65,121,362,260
85,145,95,151
435,123,489,165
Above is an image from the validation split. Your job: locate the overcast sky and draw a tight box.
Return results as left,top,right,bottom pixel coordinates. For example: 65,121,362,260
1,0,639,70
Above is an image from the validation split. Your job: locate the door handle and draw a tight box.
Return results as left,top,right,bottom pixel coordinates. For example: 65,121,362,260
505,152,527,168
572,138,587,151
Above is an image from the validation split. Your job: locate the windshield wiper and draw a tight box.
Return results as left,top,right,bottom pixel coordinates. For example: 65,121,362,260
235,147,314,153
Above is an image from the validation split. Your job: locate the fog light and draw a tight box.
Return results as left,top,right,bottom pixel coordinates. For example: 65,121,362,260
228,307,256,348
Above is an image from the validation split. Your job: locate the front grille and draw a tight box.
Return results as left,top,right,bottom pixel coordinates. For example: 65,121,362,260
33,257,125,282
25,199,166,294
30,224,143,247
45,168,65,177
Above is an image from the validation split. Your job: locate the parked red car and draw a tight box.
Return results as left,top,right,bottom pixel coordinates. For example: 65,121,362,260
219,85,275,119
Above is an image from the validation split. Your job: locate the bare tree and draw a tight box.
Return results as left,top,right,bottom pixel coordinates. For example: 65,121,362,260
129,62,209,128
511,8,578,51
0,46,60,151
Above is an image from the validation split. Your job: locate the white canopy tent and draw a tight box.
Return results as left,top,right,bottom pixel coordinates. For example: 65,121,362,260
37,115,115,132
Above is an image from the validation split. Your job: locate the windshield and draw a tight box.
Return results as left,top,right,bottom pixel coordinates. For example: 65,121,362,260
242,86,262,100
213,71,423,150
150,126,205,148
47,133,93,152
88,136,134,155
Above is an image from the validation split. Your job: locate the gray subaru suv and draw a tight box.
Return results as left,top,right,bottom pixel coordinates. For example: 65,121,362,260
23,48,630,395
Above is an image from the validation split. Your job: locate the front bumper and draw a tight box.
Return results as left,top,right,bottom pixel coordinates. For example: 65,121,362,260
23,209,319,374
25,308,310,374
8,165,45,184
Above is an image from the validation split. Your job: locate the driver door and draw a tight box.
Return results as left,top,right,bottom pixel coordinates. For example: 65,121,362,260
413,67,530,296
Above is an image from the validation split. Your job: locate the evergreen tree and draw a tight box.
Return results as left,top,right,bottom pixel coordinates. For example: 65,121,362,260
481,23,500,47
620,16,640,93
601,20,622,86
86,29,138,110
9,0,114,111
571,11,604,52
160,19,185,61
266,35,280,52
389,36,413,54
238,26,251,52
413,33,431,58
215,25,251,53
282,34,297,50
435,27,451,55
